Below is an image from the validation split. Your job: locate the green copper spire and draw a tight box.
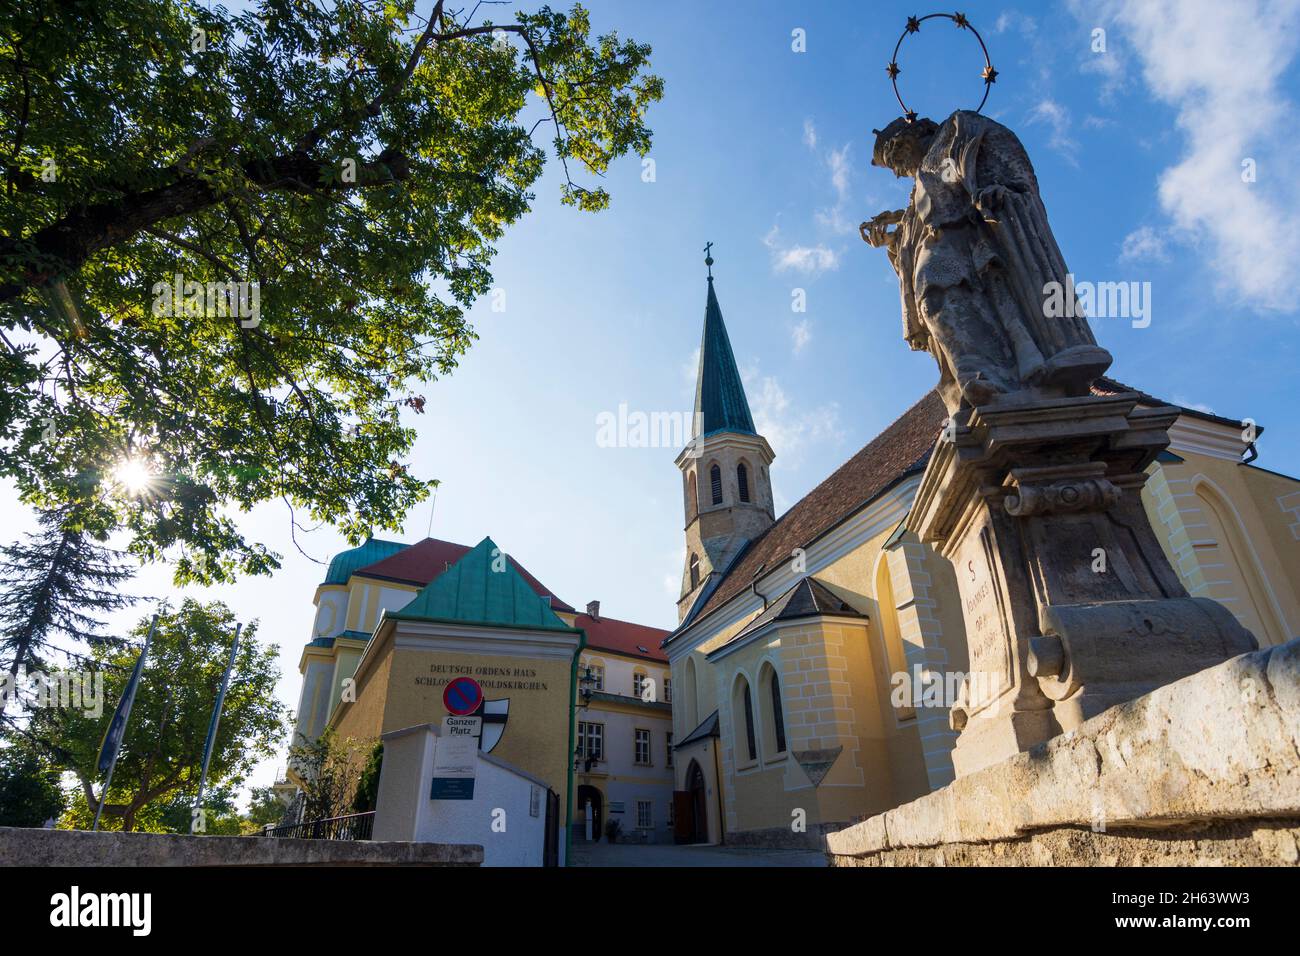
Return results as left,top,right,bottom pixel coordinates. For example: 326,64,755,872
693,247,756,438
390,536,572,631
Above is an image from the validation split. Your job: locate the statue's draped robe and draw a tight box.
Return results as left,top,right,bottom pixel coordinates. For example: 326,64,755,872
886,111,1098,411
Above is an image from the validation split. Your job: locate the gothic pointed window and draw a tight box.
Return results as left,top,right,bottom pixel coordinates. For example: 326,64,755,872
769,671,786,754
737,462,750,503
741,680,757,762
689,553,700,589
710,464,722,505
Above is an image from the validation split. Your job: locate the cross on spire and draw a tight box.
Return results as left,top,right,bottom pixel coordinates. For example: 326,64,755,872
704,240,714,279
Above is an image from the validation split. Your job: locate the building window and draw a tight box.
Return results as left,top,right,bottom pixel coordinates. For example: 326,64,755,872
689,553,700,589
582,661,604,692
736,677,757,763
710,464,722,504
664,678,672,703
667,800,674,827
666,732,673,767
633,671,648,700
737,462,750,502
637,800,653,829
578,721,604,762
634,728,652,765
770,671,786,754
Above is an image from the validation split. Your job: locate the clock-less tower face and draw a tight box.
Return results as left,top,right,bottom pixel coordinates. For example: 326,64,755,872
314,592,345,637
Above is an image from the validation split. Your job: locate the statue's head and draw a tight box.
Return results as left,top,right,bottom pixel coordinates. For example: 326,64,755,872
872,116,940,177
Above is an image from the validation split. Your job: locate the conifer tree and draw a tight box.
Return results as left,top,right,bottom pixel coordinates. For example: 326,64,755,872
0,505,137,682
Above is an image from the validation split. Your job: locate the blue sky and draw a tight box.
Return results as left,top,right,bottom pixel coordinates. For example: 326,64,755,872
5,0,1300,798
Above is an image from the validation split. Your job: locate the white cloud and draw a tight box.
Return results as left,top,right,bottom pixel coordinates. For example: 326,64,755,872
1119,226,1171,263
762,225,840,275
802,117,817,150
742,364,843,467
1172,395,1216,415
682,346,700,387
994,11,1038,35
1026,98,1080,165
791,319,812,354
1079,0,1300,313
827,144,851,201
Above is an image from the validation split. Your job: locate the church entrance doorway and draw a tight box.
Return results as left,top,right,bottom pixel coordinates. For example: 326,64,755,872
675,759,709,844
578,785,603,842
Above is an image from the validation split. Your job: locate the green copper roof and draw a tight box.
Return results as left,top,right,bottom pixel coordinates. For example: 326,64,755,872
389,536,573,631
694,277,756,438
323,537,406,585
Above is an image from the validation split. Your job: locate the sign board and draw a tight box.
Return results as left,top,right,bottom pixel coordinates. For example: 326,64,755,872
430,716,481,800
443,676,484,716
443,715,482,739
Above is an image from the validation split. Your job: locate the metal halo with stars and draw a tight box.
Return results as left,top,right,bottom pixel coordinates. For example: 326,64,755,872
887,12,997,123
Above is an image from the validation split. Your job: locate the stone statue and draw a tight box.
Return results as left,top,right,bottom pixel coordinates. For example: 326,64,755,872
864,111,1112,413
865,110,1256,777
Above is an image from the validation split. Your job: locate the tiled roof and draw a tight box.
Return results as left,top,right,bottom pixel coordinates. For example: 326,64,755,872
1092,375,1259,435
388,536,574,631
353,536,575,612
574,613,670,663
676,710,720,748
677,389,947,634
707,577,868,660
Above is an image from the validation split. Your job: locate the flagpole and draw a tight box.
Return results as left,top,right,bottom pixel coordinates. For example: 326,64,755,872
192,622,241,833
93,613,159,832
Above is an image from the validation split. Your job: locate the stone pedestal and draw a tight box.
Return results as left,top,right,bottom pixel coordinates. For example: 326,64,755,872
907,391,1257,777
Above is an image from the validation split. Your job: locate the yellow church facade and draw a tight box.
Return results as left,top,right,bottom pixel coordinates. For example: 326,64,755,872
666,272,1300,846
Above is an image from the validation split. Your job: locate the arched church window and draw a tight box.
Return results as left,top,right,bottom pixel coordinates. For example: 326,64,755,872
689,553,700,589
737,462,750,502
686,470,698,522
710,464,722,505
769,669,786,753
737,677,757,762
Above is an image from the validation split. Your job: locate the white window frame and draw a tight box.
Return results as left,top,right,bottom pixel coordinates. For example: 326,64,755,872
634,727,652,766
637,799,653,829
578,721,604,762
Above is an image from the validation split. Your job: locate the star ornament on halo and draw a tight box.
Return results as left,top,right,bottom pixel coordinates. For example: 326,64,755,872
887,61,901,79
982,63,998,84
906,16,921,34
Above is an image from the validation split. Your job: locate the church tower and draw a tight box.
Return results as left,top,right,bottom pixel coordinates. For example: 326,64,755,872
676,246,775,622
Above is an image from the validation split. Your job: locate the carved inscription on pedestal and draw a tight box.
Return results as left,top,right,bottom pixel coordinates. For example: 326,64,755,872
954,520,1012,712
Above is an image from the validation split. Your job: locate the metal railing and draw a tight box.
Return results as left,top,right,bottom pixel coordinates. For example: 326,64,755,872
262,811,375,841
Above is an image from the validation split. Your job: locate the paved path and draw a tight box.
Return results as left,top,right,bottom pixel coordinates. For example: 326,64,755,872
570,840,827,867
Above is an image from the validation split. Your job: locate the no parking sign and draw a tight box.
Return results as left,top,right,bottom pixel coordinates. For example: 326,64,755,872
443,676,483,716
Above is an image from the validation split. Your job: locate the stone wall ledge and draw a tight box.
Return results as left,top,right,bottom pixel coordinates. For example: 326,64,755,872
827,637,1300,861
0,827,483,866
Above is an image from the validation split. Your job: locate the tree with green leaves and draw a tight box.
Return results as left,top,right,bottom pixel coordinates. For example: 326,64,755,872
0,744,66,826
25,599,285,831
287,726,375,823
0,503,137,685
0,1,661,585
243,784,288,831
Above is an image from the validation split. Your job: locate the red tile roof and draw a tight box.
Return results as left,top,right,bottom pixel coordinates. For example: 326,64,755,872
354,537,576,613
573,613,670,663
682,389,947,632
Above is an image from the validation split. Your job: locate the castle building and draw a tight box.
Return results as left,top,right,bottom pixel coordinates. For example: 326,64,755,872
284,535,672,857
666,265,1300,846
